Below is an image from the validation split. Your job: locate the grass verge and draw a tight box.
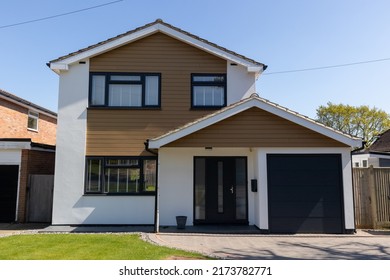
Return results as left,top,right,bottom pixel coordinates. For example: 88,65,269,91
0,234,209,260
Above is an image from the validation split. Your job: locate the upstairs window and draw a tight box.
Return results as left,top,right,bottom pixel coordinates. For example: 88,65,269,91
89,73,160,108
191,74,226,108
27,110,39,131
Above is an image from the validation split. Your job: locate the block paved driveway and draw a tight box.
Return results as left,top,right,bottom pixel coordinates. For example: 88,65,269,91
146,231,390,260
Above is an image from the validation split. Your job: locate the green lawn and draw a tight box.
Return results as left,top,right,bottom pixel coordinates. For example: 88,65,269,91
0,234,208,260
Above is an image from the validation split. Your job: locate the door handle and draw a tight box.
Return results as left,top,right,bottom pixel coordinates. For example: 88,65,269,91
230,186,234,194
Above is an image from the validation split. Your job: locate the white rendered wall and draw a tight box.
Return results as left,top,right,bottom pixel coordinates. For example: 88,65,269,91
352,153,390,167
158,147,256,226
0,150,21,165
52,61,89,224
52,61,155,225
227,61,257,104
255,147,355,231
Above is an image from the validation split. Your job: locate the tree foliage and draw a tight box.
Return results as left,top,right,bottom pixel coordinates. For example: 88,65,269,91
316,102,390,145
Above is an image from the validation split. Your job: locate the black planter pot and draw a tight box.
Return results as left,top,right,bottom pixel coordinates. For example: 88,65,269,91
176,216,187,229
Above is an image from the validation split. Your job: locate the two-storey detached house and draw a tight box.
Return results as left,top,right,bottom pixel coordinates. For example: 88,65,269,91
49,20,361,233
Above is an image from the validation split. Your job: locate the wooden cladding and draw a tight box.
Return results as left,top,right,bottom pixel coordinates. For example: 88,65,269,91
166,107,348,148
87,108,214,156
90,32,226,73
87,32,346,156
87,32,226,156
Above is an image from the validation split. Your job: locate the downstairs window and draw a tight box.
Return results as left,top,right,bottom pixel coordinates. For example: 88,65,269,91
85,157,157,195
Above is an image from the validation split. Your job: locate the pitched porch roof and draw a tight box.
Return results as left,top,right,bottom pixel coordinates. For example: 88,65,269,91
148,95,362,149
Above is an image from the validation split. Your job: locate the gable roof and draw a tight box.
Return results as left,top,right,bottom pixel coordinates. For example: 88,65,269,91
148,95,362,149
0,88,57,118
368,129,390,152
49,19,267,74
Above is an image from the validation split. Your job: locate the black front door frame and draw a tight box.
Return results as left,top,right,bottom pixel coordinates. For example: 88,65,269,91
193,156,248,225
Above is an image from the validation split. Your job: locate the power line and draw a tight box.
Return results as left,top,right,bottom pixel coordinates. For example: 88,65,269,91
0,0,124,29
263,57,390,75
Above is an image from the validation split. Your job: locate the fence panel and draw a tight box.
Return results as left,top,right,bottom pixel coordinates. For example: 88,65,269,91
373,169,390,225
353,168,372,228
27,174,54,223
353,167,390,228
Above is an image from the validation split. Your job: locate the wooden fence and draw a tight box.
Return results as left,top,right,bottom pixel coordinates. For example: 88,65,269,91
27,174,54,223
353,167,390,228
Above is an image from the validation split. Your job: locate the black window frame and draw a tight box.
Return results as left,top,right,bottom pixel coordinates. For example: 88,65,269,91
89,72,161,108
84,156,157,196
191,73,227,109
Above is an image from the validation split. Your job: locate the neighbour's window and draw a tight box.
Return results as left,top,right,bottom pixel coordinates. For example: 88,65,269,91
354,162,359,167
362,160,368,168
89,73,160,108
191,74,226,108
27,110,39,131
85,157,157,195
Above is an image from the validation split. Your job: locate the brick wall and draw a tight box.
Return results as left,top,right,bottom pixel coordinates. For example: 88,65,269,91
0,98,57,145
17,149,56,222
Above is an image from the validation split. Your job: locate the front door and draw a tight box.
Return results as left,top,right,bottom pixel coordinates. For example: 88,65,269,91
194,157,247,224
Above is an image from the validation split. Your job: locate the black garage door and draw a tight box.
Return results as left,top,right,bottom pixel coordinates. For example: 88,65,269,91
267,154,343,233
0,165,19,222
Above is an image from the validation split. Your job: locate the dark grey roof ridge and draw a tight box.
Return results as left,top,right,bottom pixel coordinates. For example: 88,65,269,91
0,88,57,117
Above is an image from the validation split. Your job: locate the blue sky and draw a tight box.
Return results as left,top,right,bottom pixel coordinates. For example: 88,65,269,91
1,0,389,118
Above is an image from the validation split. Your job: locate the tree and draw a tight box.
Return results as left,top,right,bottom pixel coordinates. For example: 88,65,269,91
316,102,390,146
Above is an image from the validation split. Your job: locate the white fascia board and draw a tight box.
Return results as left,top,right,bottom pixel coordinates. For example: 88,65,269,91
158,25,261,71
247,66,263,73
0,141,31,150
50,63,69,72
149,98,362,149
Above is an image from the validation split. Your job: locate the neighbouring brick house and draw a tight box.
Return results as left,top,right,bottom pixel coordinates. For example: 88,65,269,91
0,88,57,222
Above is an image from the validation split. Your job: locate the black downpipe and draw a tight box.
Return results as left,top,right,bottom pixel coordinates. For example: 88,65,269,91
145,140,159,233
